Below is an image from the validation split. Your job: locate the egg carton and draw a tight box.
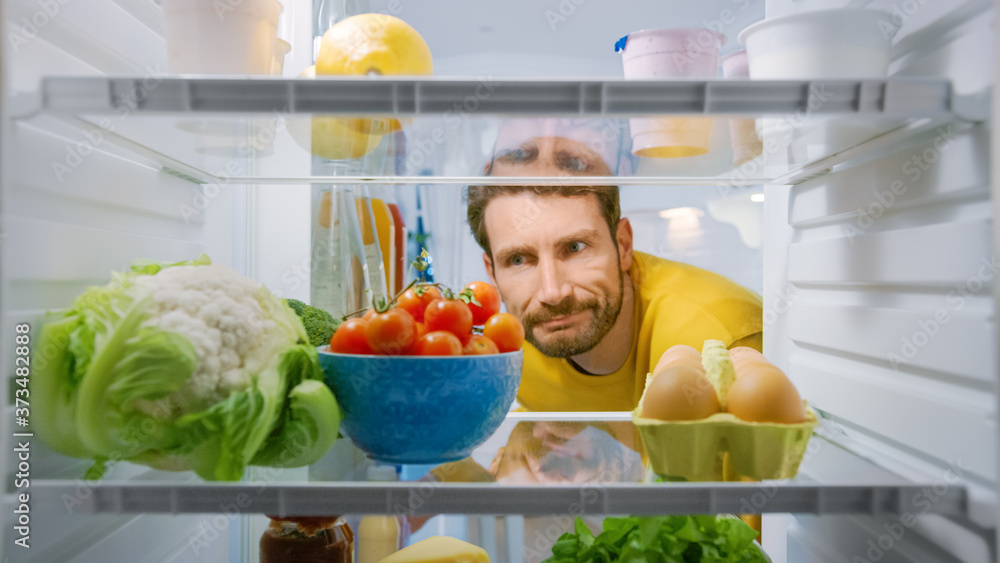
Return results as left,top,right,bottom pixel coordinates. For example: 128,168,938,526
631,404,818,482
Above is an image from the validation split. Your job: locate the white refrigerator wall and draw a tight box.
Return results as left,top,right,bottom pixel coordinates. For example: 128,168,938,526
1,0,241,561
762,1,996,561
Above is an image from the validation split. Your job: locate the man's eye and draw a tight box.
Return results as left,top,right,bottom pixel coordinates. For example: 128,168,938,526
565,157,588,172
567,242,586,253
509,255,525,266
557,153,591,173
502,147,536,163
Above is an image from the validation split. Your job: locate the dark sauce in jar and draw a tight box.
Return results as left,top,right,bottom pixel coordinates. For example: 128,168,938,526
259,516,354,563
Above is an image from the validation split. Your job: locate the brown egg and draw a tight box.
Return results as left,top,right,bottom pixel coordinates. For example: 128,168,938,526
653,345,702,375
727,363,806,423
729,347,765,374
731,357,772,377
642,363,721,421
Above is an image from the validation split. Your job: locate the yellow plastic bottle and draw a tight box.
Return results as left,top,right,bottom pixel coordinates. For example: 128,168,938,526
370,186,396,296
358,465,401,563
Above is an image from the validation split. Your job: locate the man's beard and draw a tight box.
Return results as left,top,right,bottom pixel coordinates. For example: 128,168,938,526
521,270,625,358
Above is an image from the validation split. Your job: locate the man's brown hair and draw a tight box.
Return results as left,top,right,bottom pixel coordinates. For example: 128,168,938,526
466,186,621,259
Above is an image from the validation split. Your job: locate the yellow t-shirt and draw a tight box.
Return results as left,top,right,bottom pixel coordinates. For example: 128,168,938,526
516,251,763,412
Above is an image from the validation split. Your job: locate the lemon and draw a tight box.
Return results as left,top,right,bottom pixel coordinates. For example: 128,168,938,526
288,65,384,160
316,13,432,134
317,13,433,77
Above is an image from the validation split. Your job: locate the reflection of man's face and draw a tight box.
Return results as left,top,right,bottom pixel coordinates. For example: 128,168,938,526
483,192,625,358
488,137,614,177
490,422,642,484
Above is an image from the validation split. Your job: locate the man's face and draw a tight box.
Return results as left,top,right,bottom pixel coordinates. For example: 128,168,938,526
488,136,614,177
483,193,628,358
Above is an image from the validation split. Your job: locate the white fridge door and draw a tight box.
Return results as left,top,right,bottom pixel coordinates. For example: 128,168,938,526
762,1,996,561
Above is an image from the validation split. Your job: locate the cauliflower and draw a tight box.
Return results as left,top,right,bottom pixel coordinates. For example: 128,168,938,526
33,256,340,481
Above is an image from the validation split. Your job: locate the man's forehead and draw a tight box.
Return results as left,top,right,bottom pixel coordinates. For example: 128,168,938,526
484,192,607,248
484,191,602,224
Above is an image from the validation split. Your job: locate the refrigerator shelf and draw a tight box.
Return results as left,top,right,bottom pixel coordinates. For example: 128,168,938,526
14,76,971,186
22,76,952,118
30,414,968,518
29,481,967,517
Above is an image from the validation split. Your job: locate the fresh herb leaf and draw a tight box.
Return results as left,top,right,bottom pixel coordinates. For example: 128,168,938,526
541,515,767,563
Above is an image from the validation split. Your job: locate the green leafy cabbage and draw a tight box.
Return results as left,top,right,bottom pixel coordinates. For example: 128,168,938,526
32,255,341,481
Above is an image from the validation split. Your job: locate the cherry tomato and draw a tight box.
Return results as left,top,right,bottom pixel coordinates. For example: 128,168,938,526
365,308,418,355
414,331,463,356
330,318,374,355
483,313,525,353
396,286,443,322
415,321,428,340
465,281,501,325
362,308,377,321
424,298,473,344
462,334,499,355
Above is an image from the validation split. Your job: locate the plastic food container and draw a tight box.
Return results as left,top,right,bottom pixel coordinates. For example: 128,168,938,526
162,0,283,74
618,28,725,158
738,9,897,79
631,373,818,481
271,38,291,75
720,50,762,166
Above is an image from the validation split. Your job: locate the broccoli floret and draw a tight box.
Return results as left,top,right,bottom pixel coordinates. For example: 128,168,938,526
286,298,341,347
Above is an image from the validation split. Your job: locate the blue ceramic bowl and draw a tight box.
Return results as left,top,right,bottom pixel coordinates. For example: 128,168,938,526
317,347,523,464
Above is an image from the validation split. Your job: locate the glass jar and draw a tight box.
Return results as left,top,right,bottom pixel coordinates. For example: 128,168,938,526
259,516,354,563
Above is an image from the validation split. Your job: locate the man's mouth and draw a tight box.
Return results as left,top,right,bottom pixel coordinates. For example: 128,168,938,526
540,311,585,329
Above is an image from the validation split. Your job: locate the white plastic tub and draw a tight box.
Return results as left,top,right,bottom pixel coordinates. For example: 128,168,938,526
738,9,897,79
162,0,283,75
618,28,725,158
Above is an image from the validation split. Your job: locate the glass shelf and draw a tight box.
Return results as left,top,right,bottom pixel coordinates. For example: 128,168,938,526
31,412,967,518
14,76,970,186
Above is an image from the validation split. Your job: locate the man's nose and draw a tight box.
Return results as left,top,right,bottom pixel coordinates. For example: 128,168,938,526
536,256,572,305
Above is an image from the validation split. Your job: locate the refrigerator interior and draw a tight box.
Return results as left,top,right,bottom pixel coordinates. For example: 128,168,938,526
0,0,996,562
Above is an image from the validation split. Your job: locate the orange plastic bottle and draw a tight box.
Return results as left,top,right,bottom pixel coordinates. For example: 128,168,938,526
383,187,407,294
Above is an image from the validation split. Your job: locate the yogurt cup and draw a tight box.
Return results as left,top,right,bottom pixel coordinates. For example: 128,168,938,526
720,50,762,166
618,28,726,158
272,38,292,75
738,9,897,79
162,0,283,75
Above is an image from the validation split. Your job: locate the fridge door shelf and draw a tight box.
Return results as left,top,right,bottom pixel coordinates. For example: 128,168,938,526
12,76,976,187
29,412,968,518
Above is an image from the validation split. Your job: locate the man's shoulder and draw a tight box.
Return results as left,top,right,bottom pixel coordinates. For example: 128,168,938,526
633,252,761,302
632,252,763,334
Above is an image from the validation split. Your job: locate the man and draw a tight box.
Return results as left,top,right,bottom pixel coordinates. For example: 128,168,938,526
467,120,763,412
